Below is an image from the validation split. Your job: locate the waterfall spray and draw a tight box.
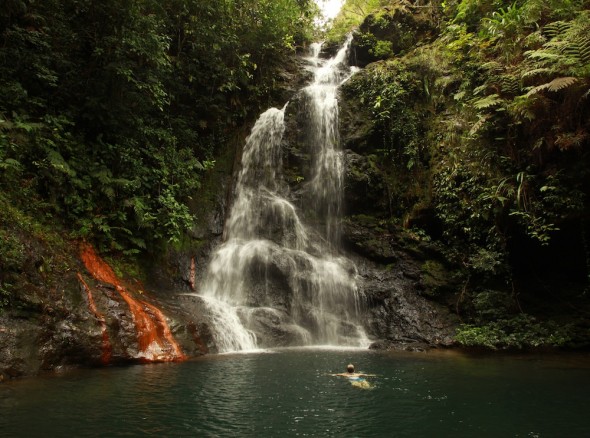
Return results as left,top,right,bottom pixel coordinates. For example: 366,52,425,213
198,36,369,352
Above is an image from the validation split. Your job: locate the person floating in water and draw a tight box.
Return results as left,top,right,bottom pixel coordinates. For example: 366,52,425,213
333,363,369,378
331,364,375,389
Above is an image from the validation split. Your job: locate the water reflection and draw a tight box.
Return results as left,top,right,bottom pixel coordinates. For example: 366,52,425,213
1,349,590,437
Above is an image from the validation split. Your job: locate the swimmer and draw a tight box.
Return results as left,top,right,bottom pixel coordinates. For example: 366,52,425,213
331,364,376,379
331,364,376,389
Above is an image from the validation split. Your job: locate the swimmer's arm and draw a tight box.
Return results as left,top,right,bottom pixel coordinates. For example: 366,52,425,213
327,372,377,377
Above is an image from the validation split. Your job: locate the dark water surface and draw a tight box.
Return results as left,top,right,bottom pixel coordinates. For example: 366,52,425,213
1,348,589,437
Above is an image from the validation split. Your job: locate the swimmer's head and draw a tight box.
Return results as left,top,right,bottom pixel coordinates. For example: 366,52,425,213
347,364,354,373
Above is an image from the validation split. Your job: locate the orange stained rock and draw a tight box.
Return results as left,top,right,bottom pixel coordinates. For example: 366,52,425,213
79,243,186,362
189,257,197,291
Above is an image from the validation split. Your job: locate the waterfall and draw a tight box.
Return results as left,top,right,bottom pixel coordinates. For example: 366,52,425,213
199,35,368,352
306,35,358,246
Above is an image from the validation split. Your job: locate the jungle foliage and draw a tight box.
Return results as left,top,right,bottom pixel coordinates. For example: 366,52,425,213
0,0,316,255
325,0,390,41
338,0,590,348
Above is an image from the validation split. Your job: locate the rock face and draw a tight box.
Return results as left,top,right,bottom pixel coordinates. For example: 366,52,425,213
350,3,439,66
0,32,460,381
161,34,461,353
344,151,388,215
280,65,459,352
0,240,216,381
342,218,459,350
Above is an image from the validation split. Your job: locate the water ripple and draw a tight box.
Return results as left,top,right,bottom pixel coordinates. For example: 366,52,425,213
2,349,590,437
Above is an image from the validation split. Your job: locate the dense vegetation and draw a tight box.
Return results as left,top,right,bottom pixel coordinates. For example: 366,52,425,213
336,0,590,348
2,0,589,350
0,0,317,310
0,0,316,250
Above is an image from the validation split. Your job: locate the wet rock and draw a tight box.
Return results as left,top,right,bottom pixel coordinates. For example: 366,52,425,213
342,216,397,262
283,90,315,193
244,252,293,310
170,294,220,355
271,55,314,105
355,256,458,348
339,84,376,154
241,307,309,347
0,318,41,380
340,211,459,349
344,151,388,215
0,248,219,380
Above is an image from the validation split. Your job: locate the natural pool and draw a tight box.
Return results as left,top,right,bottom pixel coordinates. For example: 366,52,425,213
1,348,589,437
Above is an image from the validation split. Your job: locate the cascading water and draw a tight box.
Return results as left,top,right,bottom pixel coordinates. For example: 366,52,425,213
199,35,369,352
306,36,359,246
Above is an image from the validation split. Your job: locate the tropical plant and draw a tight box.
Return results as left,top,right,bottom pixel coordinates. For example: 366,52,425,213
0,0,317,253
456,314,575,349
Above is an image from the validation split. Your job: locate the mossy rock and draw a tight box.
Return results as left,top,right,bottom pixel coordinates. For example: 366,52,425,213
344,151,387,215
338,83,378,154
351,4,439,66
420,260,451,298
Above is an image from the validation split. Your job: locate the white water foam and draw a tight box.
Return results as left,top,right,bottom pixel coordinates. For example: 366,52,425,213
199,36,368,352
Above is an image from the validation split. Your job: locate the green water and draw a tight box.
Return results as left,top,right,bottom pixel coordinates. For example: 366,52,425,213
1,348,589,437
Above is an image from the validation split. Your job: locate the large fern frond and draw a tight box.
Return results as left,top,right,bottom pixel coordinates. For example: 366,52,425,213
525,11,590,77
524,50,561,62
473,94,503,110
521,67,554,79
526,77,578,96
469,114,491,136
543,21,571,39
500,74,521,95
554,131,588,151
481,61,503,72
